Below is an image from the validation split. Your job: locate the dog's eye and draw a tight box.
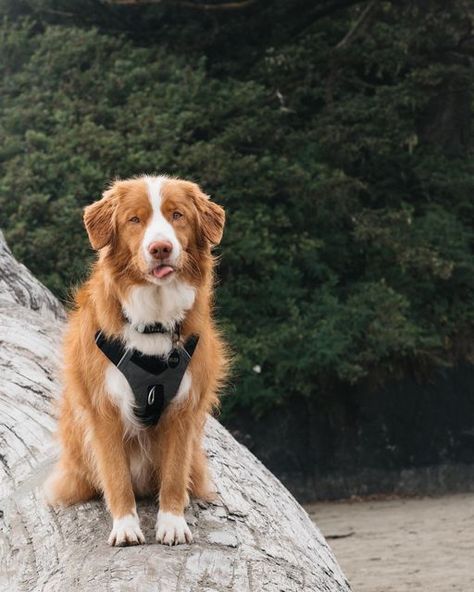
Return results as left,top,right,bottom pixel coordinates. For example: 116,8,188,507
128,216,140,224
172,211,183,221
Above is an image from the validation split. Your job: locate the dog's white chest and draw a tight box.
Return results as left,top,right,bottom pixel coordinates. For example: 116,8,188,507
105,363,140,435
104,281,195,433
121,282,195,356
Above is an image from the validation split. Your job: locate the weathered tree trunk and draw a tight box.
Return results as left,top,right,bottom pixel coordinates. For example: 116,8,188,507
0,231,350,592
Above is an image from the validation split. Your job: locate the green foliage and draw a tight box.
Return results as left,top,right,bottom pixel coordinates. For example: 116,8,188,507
0,1,473,419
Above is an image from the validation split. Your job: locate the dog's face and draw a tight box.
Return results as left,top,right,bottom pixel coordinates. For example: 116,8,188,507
84,176,225,285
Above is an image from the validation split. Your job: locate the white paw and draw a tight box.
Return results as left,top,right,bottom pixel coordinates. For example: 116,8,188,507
156,510,193,545
108,513,145,547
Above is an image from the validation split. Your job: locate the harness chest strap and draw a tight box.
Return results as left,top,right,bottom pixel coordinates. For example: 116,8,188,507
95,331,199,427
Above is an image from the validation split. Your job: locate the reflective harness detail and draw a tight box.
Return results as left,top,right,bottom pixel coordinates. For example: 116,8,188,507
95,331,199,427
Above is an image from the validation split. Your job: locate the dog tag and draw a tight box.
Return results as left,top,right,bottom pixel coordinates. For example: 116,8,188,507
167,349,180,369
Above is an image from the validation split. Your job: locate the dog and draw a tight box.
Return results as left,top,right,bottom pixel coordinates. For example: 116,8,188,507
45,175,228,546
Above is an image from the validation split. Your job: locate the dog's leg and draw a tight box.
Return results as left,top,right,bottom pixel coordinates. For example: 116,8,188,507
90,412,145,546
44,460,97,506
153,408,194,545
190,444,215,502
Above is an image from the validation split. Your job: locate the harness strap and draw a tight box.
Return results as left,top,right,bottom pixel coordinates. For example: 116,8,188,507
95,331,199,426
121,312,180,337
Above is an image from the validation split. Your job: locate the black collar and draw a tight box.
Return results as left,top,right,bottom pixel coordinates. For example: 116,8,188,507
122,312,181,337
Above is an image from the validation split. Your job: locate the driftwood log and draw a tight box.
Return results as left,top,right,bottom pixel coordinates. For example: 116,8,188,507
0,231,350,592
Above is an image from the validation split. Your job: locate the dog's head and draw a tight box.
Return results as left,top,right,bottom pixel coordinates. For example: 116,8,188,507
84,175,225,285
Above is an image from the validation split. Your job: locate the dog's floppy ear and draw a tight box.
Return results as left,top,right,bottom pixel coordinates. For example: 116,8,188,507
188,182,225,246
83,185,119,250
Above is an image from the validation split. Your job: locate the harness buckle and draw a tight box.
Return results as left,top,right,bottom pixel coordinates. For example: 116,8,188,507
147,385,156,405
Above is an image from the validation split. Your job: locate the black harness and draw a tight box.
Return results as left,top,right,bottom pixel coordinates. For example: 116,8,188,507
95,324,199,427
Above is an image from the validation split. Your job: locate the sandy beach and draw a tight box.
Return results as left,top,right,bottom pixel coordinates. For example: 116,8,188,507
306,493,474,592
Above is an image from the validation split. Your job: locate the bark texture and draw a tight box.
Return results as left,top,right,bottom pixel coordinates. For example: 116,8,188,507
0,231,350,592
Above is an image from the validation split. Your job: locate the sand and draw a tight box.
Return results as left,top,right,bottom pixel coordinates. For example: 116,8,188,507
306,493,474,591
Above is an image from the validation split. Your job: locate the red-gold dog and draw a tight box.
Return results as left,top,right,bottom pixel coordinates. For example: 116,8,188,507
45,175,228,546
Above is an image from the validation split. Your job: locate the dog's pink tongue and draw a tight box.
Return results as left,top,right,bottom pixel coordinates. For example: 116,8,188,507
153,265,174,279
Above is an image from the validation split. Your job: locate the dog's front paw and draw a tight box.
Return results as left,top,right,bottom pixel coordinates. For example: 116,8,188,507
108,513,145,547
156,510,193,545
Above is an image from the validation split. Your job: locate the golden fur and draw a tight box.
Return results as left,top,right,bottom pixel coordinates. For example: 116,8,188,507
45,176,228,546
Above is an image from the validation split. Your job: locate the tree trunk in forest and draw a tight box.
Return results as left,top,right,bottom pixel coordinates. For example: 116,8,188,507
0,231,350,592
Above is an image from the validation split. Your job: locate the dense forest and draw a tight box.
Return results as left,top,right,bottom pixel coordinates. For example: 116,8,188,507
0,0,473,424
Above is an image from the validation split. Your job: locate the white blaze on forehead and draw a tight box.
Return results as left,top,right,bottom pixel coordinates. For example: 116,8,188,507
143,175,180,264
